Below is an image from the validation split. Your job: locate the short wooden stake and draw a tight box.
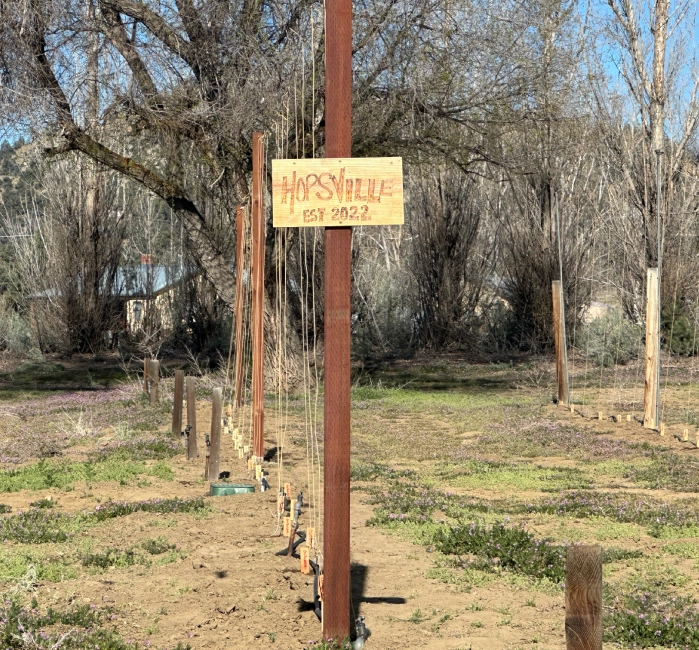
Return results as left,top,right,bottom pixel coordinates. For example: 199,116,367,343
552,280,570,406
143,358,150,395
283,516,291,537
238,448,243,459
643,268,660,430
209,388,223,481
570,404,575,413
683,428,689,442
307,527,316,550
284,482,291,497
172,370,184,437
186,376,198,459
598,412,603,421
660,422,665,437
626,414,631,422
149,360,160,404
565,545,602,650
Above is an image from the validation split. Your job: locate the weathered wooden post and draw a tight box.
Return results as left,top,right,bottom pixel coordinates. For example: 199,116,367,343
552,280,570,406
186,376,198,459
172,369,184,436
234,205,246,409
251,133,265,460
149,360,160,405
644,268,660,429
324,0,352,639
565,545,602,650
209,387,223,481
271,3,404,638
143,357,150,395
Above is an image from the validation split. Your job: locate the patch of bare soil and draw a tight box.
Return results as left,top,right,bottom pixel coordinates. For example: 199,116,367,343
7,401,566,650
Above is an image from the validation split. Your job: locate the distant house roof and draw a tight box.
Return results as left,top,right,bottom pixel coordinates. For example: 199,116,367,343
116,266,184,298
27,265,186,301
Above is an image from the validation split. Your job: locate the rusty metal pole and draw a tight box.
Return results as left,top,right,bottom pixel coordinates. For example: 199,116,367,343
234,206,246,409
251,133,265,460
323,0,352,640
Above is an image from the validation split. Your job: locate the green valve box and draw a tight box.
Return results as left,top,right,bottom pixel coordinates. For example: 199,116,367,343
210,483,255,496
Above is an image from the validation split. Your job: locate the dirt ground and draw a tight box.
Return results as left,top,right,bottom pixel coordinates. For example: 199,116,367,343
3,351,699,649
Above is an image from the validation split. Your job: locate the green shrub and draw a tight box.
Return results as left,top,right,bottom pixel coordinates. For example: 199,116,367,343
0,598,192,649
662,302,699,355
577,310,642,367
432,521,566,582
0,301,32,353
605,592,699,648
141,536,175,555
82,549,137,569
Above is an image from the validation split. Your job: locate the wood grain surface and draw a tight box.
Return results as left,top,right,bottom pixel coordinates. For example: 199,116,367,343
565,545,602,650
272,157,404,227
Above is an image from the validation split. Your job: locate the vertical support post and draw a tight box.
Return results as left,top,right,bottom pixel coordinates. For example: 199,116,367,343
143,358,150,395
209,388,223,481
565,545,602,650
323,0,352,640
172,369,184,436
644,268,660,429
234,205,246,409
251,133,265,460
552,280,570,406
149,360,160,405
186,376,198,459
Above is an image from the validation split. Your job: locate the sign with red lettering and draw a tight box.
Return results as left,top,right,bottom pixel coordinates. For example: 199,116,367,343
272,157,404,227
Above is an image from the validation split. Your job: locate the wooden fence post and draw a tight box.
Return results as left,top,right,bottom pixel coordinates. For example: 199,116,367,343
234,205,246,409
552,280,570,406
149,360,160,404
566,545,602,650
644,268,660,429
172,370,184,437
186,376,198,459
143,358,150,395
251,132,265,460
209,387,223,481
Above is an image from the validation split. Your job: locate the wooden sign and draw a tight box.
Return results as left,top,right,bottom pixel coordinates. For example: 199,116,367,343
272,157,404,228
283,516,291,537
307,526,315,550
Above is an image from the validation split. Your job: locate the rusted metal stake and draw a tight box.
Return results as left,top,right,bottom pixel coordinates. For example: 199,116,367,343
172,369,184,437
186,376,198,459
209,387,223,480
566,545,602,650
251,133,265,460
323,0,353,639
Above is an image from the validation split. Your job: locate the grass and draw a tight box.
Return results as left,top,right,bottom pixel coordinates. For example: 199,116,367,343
0,597,192,649
0,457,173,492
0,549,77,582
428,461,591,492
0,497,207,544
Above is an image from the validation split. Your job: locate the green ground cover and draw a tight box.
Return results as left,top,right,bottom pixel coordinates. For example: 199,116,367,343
348,360,699,648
